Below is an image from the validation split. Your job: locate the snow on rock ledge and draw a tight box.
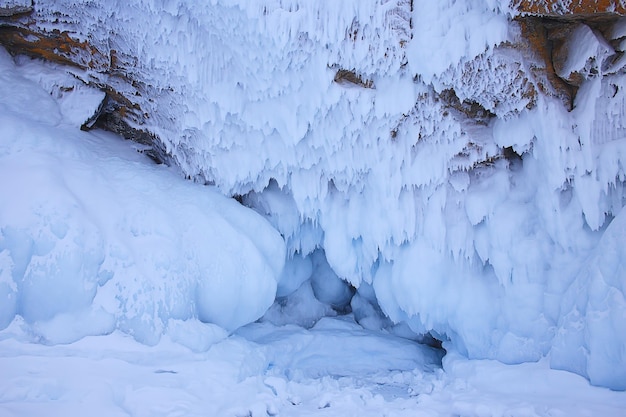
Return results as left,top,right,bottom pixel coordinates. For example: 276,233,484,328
514,0,626,16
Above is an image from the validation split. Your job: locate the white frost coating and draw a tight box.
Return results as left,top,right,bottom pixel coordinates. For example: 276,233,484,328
10,0,626,389
0,49,285,344
555,24,614,82
13,56,105,128
552,207,626,391
406,0,510,84
492,110,534,151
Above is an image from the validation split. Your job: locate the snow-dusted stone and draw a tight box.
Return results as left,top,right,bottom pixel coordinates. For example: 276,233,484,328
0,0,31,16
553,24,614,86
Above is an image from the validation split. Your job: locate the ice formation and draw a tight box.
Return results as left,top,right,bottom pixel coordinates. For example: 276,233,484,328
1,0,626,390
0,49,285,345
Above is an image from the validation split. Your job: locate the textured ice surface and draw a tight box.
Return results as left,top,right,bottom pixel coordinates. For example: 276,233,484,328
552,207,626,390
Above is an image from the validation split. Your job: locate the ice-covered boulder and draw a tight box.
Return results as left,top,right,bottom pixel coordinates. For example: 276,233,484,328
0,49,285,345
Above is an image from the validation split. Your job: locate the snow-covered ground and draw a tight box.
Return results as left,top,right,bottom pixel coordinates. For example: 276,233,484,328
2,319,626,417
1,38,626,416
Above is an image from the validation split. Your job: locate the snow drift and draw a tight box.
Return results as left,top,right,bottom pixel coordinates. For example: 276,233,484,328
0,48,285,346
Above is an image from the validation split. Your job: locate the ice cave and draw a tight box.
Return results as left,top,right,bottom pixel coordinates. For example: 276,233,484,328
1,1,626,415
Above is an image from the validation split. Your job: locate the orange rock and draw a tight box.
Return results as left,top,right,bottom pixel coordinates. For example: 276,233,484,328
514,0,626,16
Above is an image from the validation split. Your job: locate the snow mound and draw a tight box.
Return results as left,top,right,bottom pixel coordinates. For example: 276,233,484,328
0,48,285,345
237,317,443,380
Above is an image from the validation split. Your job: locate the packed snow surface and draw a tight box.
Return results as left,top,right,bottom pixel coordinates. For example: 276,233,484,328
2,319,626,417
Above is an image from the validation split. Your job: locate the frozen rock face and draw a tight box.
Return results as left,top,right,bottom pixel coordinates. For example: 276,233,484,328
1,0,626,389
515,0,626,16
552,23,614,86
0,0,31,17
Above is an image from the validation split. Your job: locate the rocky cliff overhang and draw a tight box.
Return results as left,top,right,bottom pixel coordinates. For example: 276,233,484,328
0,1,624,166
514,1,626,107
